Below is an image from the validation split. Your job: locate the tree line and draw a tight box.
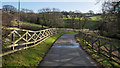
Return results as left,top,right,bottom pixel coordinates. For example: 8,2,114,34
2,1,120,39
2,5,92,29
97,0,120,39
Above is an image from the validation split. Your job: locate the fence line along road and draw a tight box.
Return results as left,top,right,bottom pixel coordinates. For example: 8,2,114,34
1,27,120,65
79,32,120,65
1,28,77,57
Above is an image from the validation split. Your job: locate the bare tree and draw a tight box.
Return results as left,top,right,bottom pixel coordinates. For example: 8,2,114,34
69,11,76,29
74,10,81,13
96,0,119,3
2,5,17,14
88,10,94,15
97,0,120,38
76,13,83,29
21,8,34,13
38,8,64,28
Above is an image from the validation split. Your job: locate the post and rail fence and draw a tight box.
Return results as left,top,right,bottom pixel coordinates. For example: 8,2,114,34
1,28,77,57
79,32,120,65
1,28,120,66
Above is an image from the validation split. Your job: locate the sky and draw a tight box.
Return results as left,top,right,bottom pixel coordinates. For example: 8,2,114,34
1,0,96,2
0,0,102,13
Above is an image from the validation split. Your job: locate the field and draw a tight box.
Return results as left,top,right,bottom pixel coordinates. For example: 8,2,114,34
63,15,101,29
89,15,101,21
13,21,48,30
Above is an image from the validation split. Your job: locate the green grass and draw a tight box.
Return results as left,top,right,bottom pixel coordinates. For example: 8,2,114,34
89,16,101,21
19,21,48,28
2,32,74,67
84,32,120,48
84,21,98,29
63,15,101,29
63,19,98,29
84,15,101,28
13,21,48,30
75,34,120,68
63,15,101,21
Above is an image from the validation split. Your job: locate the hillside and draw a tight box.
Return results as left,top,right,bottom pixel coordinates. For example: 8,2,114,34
2,10,15,27
2,10,48,31
13,21,48,31
63,15,101,29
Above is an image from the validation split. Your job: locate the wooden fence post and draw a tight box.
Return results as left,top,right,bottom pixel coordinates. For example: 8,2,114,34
12,32,15,50
118,48,120,58
109,42,112,61
91,36,94,49
34,32,36,45
98,39,101,53
13,42,15,50
26,31,28,47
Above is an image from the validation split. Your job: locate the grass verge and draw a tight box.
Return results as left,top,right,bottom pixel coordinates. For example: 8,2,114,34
75,34,120,68
13,21,48,30
2,32,74,67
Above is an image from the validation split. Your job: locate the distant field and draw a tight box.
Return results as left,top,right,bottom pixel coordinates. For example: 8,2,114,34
63,15,101,21
13,21,48,30
14,21,48,28
63,15,101,29
85,15,101,29
89,16,101,21
84,21,98,29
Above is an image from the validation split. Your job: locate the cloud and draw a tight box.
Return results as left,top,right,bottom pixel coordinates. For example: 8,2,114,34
2,0,96,2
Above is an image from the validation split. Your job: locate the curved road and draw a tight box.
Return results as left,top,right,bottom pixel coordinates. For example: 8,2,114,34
39,33,97,66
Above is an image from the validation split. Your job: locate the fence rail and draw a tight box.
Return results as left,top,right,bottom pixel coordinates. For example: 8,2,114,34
2,28,120,65
79,32,120,65
1,28,78,57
